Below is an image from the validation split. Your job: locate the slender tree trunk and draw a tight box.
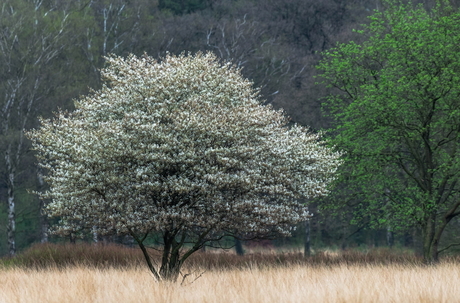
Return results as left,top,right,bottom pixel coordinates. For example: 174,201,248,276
5,148,16,256
41,220,49,244
92,227,98,244
6,172,16,256
412,227,423,256
385,189,394,247
235,238,244,256
304,219,311,257
386,225,394,248
133,235,162,281
315,216,322,248
5,132,28,255
70,233,76,244
38,171,48,243
340,222,348,250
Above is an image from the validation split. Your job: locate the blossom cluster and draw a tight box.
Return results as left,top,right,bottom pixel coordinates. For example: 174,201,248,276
28,52,342,239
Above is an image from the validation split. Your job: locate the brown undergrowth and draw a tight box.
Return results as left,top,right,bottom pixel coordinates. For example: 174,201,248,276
0,242,426,270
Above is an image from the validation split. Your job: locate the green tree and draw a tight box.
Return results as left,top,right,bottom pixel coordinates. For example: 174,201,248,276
317,1,460,262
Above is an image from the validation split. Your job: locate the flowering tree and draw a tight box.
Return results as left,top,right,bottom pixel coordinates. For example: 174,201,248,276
28,52,341,281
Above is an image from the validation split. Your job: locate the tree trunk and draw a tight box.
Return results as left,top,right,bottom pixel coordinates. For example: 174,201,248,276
5,133,28,256
430,237,440,262
422,235,440,263
235,238,244,256
38,171,48,243
422,214,438,263
41,220,49,244
385,189,394,248
133,229,210,282
426,217,451,263
92,226,99,244
134,235,162,281
159,259,182,282
70,233,76,244
304,219,311,257
7,173,16,256
159,234,185,282
314,216,322,248
5,150,16,256
386,225,394,248
340,222,348,250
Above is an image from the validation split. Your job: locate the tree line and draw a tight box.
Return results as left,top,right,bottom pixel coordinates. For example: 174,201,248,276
1,0,459,262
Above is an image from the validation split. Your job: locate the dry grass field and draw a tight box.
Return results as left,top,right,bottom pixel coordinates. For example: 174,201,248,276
1,263,460,303
0,244,459,303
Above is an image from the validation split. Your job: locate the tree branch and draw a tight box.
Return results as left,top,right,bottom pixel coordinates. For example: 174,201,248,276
438,243,460,255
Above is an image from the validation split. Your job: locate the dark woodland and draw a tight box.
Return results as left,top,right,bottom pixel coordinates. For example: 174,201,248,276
1,0,460,259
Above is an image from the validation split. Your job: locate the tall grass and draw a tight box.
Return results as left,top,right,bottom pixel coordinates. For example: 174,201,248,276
2,244,459,302
1,262,459,302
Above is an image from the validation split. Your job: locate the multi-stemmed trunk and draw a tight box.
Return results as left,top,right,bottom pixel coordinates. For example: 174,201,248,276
131,229,211,282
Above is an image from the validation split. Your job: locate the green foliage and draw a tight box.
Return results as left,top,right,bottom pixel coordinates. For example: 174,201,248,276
317,0,460,261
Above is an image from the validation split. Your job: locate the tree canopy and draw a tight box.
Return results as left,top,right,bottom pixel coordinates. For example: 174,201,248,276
317,1,460,262
29,52,341,280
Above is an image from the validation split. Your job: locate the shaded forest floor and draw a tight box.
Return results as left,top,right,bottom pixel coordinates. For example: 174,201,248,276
1,243,459,302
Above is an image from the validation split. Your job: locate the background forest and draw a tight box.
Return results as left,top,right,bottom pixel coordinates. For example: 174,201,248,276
1,0,459,257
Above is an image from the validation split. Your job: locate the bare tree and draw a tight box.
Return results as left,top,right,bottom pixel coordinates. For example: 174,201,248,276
0,0,70,255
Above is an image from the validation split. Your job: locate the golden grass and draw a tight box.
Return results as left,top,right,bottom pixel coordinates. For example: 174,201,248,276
1,262,459,303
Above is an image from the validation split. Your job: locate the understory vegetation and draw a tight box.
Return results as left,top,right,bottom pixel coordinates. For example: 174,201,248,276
0,242,424,269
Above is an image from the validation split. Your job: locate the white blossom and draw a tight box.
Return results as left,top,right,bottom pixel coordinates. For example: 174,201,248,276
28,52,341,280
